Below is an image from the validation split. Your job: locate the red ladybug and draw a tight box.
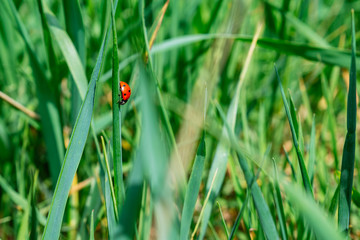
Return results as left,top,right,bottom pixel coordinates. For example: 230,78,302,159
118,81,131,105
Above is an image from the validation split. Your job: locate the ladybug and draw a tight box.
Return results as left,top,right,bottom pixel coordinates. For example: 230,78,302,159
118,81,131,105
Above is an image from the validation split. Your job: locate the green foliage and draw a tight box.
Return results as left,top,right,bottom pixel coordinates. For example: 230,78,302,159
1,0,359,239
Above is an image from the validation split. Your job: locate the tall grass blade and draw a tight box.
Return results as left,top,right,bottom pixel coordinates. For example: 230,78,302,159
228,192,250,240
275,65,313,196
283,181,344,240
41,14,111,238
217,202,229,239
110,0,125,215
338,10,357,233
180,132,206,240
101,136,119,221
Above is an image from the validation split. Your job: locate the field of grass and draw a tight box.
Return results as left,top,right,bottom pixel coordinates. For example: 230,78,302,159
1,0,360,239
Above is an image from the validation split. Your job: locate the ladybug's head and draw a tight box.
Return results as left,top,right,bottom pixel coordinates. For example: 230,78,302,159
119,99,128,105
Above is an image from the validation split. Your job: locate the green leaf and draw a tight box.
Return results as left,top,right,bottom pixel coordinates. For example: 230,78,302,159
180,132,206,240
111,0,125,215
275,65,313,196
338,10,357,233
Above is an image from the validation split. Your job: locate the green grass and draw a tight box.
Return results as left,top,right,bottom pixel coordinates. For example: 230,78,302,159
1,0,360,239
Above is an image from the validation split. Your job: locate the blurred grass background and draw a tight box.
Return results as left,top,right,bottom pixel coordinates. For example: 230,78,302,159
1,0,360,239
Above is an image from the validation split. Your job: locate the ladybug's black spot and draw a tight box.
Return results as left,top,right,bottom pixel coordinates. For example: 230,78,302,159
128,90,130,92
124,93,127,96
123,85,126,87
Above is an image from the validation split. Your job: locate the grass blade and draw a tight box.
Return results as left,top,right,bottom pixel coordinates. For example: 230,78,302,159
46,12,88,99
217,202,229,239
275,65,313,196
308,116,316,183
101,136,119,221
228,192,250,240
283,147,297,181
338,10,357,233
180,132,206,240
41,16,110,238
90,210,94,240
110,0,125,214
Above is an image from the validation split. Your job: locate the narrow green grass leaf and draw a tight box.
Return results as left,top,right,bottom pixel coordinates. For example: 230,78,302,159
138,182,153,240
308,116,316,183
101,136,119,221
180,132,206,240
90,210,94,240
102,163,117,239
272,159,288,240
110,0,125,214
215,102,280,240
289,93,299,139
7,0,64,184
46,12,88,99
102,33,360,83
41,22,109,240
329,184,340,216
217,202,229,239
275,65,313,196
283,181,344,240
228,192,250,240
30,171,38,240
228,153,268,240
338,10,357,233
